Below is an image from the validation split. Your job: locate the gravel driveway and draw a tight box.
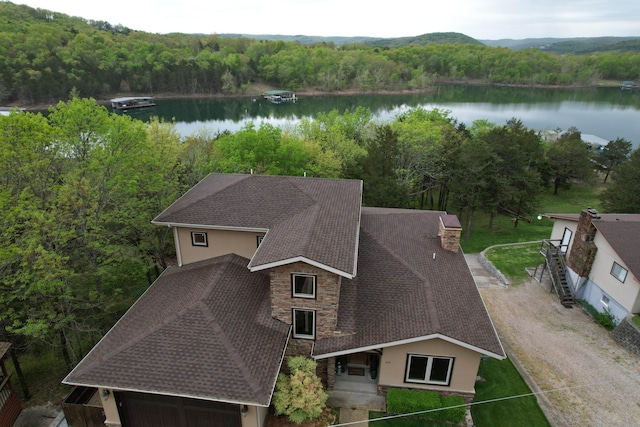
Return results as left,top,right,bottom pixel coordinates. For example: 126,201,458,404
466,254,640,427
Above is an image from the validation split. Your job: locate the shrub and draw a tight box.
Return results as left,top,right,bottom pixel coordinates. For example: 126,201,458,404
273,356,328,424
386,388,465,423
579,301,618,330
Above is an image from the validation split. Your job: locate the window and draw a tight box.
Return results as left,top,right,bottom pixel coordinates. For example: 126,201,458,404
601,294,610,307
292,274,316,298
257,235,264,247
610,262,627,283
191,231,208,247
293,309,315,339
405,354,454,385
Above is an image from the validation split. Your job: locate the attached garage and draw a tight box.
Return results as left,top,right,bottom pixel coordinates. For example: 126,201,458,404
116,392,241,427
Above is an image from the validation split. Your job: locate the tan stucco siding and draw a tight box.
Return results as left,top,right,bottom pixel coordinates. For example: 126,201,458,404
378,338,481,394
550,219,578,244
100,388,121,426
176,227,264,265
590,233,640,313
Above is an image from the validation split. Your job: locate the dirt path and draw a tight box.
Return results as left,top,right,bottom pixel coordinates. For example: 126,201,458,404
467,254,640,426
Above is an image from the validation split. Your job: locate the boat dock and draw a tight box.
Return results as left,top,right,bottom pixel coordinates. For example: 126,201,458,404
261,90,296,103
110,97,156,110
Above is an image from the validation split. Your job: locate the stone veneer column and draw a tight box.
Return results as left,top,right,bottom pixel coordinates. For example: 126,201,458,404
269,262,341,341
438,215,462,253
567,209,598,277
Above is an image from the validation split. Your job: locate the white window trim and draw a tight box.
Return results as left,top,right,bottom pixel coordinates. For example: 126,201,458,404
257,235,264,247
610,261,627,283
190,231,208,247
292,308,315,340
405,354,454,386
292,274,316,299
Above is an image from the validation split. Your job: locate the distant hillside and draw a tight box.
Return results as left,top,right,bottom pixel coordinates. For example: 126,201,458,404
364,32,483,47
217,32,483,47
216,34,377,45
481,37,640,53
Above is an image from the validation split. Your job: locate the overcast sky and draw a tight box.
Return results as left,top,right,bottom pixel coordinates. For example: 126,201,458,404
11,0,640,40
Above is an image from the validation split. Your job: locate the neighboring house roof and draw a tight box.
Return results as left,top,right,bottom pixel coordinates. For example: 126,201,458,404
153,174,362,278
313,207,505,359
547,213,640,280
63,254,290,407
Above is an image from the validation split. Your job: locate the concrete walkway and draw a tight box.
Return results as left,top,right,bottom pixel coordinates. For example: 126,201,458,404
464,253,507,289
338,408,370,426
11,405,66,427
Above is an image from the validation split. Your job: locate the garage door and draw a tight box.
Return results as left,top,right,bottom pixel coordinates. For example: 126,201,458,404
116,391,241,427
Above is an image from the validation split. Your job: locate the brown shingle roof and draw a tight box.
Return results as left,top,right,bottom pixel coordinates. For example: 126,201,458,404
592,216,640,280
63,254,290,406
153,174,362,277
313,207,504,358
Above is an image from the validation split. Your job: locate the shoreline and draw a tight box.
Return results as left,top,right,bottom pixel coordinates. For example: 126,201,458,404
11,79,623,112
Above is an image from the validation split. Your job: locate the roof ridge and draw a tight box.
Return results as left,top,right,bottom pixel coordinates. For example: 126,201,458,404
198,254,268,400
196,301,267,400
153,173,249,223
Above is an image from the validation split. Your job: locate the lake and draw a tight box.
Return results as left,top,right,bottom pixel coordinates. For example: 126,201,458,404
124,85,640,147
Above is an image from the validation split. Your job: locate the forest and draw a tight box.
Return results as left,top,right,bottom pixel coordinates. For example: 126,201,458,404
2,2,640,105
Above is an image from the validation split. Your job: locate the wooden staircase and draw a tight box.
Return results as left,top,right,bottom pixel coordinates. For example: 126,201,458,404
540,240,576,307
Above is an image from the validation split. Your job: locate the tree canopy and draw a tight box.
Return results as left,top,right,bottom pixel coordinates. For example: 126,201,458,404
601,148,640,213
2,1,640,105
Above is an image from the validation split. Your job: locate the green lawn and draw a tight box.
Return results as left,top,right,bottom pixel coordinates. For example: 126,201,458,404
472,358,551,427
369,357,550,427
460,184,602,253
369,411,452,426
484,243,541,285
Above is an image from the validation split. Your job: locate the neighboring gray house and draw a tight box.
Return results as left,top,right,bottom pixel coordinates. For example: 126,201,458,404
63,173,504,427
546,209,640,322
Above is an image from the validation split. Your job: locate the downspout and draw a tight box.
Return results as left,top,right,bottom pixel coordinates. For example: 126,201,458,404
172,226,183,266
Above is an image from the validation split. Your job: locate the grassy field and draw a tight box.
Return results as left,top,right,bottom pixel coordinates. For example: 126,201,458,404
484,243,541,285
460,184,603,253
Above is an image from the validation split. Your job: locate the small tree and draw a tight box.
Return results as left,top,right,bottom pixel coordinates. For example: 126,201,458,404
273,356,328,424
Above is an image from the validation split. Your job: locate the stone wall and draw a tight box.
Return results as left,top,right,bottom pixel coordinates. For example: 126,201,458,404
269,262,341,339
438,215,461,253
567,209,598,277
611,315,640,357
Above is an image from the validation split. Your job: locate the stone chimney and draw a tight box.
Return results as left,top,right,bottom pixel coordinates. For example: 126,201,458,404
438,214,462,253
567,208,599,277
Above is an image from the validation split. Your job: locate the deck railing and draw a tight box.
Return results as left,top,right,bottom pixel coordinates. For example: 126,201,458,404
0,374,22,427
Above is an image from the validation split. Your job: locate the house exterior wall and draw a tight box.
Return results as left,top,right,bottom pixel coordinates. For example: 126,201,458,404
269,262,341,340
551,218,640,317
100,388,121,427
176,227,264,265
240,405,265,427
549,219,578,244
588,233,640,315
378,338,481,397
